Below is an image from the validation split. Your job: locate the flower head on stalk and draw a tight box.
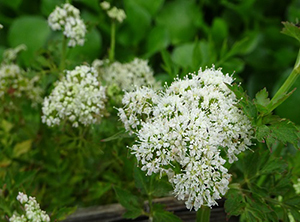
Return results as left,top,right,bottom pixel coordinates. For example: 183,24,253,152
42,65,106,127
100,1,126,23
48,3,86,47
93,58,161,92
2,44,27,64
0,65,42,107
9,192,50,222
118,66,254,210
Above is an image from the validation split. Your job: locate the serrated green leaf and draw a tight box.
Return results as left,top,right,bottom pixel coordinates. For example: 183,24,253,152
113,186,143,215
284,197,300,207
225,188,245,216
153,206,182,222
256,119,300,150
260,158,285,175
281,21,300,43
13,140,32,157
152,178,172,197
134,166,151,195
254,88,270,113
290,208,300,221
226,83,257,120
244,205,265,222
123,209,144,219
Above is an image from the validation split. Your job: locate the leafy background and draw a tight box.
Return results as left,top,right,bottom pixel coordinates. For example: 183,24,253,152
0,0,300,221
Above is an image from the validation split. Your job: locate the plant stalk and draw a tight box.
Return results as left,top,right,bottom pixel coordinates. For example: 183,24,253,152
60,35,67,71
196,206,211,222
109,20,116,62
266,48,300,113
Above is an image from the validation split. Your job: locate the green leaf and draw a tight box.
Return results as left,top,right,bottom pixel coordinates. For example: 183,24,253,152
211,18,228,44
153,204,182,222
226,83,257,120
145,26,170,57
290,208,300,221
86,182,111,201
171,43,194,69
1,0,22,10
8,16,51,66
155,0,202,44
113,186,143,218
284,197,300,207
161,49,178,77
67,28,102,63
134,166,151,195
254,88,270,113
13,140,32,157
1,120,13,133
51,206,77,221
281,21,300,43
123,210,144,219
131,0,164,16
256,117,300,150
124,0,151,45
226,37,250,58
40,0,64,16
225,187,245,216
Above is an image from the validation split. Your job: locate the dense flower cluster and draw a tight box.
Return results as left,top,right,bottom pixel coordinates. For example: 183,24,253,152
42,65,106,127
0,64,42,105
100,1,126,23
48,3,86,47
93,58,161,92
9,192,50,222
118,67,253,210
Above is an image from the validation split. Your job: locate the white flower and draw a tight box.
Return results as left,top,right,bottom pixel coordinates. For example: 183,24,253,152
0,24,3,29
10,192,50,222
0,64,43,106
107,6,126,23
17,192,28,204
118,66,254,210
93,58,161,92
2,44,27,63
42,65,106,127
100,1,110,10
48,3,86,47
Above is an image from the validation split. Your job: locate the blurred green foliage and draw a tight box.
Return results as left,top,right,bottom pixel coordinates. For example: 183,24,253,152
0,0,300,221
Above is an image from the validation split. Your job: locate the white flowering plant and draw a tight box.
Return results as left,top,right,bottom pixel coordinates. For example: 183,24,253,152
114,22,300,222
9,192,50,222
1,1,300,222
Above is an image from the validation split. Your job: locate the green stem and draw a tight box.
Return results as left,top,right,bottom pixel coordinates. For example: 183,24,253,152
148,195,153,222
266,49,300,113
109,20,116,62
196,206,211,222
60,35,67,71
148,175,154,222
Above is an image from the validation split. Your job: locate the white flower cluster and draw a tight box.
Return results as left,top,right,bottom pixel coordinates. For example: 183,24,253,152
9,192,50,222
42,65,106,127
118,67,253,210
0,64,42,105
2,44,27,63
92,58,161,92
100,1,126,23
48,3,86,47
